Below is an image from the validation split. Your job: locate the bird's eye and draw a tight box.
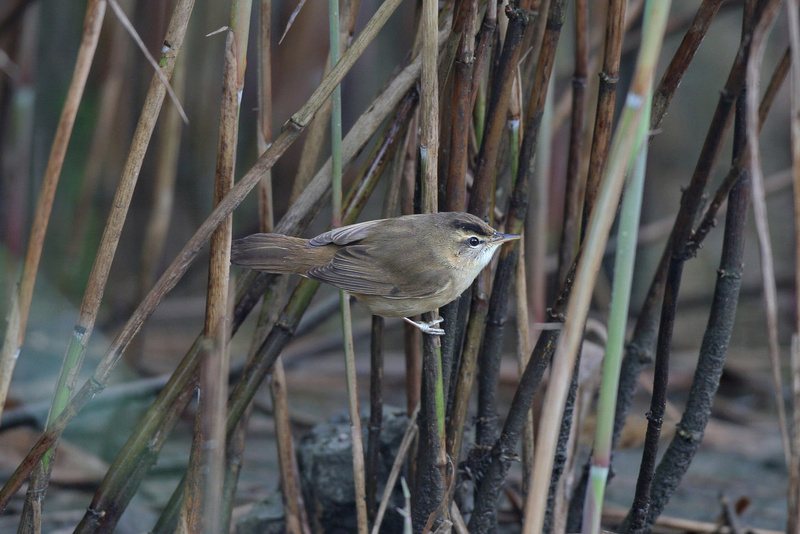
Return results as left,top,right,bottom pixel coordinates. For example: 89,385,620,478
467,236,480,247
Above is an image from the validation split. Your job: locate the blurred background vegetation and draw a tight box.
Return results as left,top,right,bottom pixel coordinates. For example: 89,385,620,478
0,0,795,532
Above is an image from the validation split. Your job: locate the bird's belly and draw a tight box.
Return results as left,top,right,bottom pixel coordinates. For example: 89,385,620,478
353,289,459,318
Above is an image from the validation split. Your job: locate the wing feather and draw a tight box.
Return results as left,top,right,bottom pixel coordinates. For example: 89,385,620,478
307,245,444,299
307,219,385,247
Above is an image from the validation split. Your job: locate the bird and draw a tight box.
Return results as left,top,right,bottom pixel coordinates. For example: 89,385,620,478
230,211,520,335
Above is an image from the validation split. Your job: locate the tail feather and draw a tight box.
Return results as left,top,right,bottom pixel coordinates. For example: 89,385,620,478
231,234,310,274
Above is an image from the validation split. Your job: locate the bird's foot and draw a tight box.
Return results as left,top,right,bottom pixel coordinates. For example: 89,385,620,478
403,316,445,335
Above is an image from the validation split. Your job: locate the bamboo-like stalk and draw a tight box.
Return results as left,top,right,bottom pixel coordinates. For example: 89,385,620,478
446,3,529,480
506,56,534,495
412,0,445,529
366,314,384,520
581,0,627,219
470,0,497,143
438,0,477,398
0,0,106,426
445,0,476,213
582,93,650,534
339,286,368,533
557,0,588,286
328,0,368,530
180,2,250,530
521,2,670,531
0,4,416,508
650,0,725,131
515,234,535,494
220,1,307,532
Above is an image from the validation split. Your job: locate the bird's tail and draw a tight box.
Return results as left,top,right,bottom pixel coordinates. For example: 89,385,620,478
231,234,311,275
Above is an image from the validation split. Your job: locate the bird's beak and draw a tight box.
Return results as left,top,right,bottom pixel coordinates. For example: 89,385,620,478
490,232,521,243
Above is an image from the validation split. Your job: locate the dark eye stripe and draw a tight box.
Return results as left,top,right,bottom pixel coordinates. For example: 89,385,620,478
451,219,491,236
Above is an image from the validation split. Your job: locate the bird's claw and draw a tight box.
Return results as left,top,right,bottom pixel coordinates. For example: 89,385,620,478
403,317,445,335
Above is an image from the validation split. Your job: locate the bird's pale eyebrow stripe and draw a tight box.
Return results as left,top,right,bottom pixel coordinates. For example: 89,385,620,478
451,219,491,236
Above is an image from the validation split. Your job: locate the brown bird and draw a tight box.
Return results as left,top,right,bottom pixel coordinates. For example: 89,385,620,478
231,212,520,334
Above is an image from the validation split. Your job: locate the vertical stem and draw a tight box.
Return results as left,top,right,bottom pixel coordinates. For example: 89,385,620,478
330,0,343,227
583,100,650,534
182,3,250,530
329,0,367,532
557,0,588,285
582,0,626,220
413,0,444,530
366,315,384,520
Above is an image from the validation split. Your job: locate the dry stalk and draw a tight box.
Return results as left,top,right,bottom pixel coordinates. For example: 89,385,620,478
180,4,248,530
745,0,790,470
582,0,627,219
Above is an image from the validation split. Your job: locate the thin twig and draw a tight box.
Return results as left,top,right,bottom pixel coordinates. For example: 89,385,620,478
107,0,188,123
0,0,107,425
744,0,789,469
371,405,420,534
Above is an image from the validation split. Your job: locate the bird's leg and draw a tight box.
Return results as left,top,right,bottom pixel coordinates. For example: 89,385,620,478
403,316,445,335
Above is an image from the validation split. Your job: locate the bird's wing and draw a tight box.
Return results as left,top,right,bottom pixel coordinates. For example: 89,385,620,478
307,219,386,247
307,245,444,298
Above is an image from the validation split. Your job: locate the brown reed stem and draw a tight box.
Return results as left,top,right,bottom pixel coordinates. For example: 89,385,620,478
290,0,362,203
181,5,249,529
558,0,588,286
582,0,627,220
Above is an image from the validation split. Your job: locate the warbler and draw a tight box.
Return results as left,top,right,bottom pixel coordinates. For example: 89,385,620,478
231,211,520,334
